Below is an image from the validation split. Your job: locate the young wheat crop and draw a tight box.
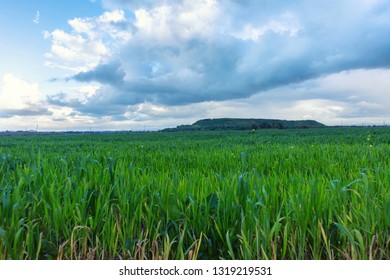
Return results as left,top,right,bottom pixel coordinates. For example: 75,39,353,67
0,128,389,259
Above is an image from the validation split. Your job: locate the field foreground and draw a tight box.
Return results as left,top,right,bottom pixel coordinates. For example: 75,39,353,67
0,128,389,260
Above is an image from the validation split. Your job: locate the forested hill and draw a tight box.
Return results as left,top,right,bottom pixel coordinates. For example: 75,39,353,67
162,118,326,132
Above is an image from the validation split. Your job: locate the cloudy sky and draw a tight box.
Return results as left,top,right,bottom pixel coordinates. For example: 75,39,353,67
1,0,390,131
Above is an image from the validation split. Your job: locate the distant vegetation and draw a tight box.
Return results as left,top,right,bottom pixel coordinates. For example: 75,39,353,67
162,118,326,132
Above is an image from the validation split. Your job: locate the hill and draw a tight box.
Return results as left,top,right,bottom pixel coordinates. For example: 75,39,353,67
162,118,326,132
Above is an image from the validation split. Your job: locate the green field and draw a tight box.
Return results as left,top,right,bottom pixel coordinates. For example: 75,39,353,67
0,127,389,260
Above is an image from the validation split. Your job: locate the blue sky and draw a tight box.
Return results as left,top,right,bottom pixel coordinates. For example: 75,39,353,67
1,0,390,131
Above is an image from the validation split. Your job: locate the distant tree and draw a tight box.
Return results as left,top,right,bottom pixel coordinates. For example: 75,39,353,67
272,123,284,129
260,123,272,129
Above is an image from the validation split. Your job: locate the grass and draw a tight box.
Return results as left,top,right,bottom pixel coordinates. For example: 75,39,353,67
0,127,389,259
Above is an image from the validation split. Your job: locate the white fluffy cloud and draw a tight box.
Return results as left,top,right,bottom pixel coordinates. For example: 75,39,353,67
0,74,109,130
44,10,131,72
133,0,220,42
0,74,50,117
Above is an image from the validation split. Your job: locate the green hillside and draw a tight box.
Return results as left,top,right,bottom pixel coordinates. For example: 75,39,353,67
163,118,326,131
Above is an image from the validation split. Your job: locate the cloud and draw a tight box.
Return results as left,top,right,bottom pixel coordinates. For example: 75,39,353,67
42,0,390,126
46,92,83,107
71,61,126,85
230,68,390,125
124,102,207,121
0,108,52,119
33,11,40,24
0,74,51,118
43,10,131,72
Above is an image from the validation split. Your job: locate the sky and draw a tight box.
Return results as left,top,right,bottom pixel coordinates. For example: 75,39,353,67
1,0,390,131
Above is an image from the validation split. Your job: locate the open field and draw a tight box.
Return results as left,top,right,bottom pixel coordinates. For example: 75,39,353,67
0,127,389,260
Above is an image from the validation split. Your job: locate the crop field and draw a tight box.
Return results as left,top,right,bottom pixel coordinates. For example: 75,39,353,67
0,127,389,260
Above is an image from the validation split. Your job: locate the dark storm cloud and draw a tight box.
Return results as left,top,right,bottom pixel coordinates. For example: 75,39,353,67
71,61,126,86
64,0,390,116
0,107,52,118
46,93,79,107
